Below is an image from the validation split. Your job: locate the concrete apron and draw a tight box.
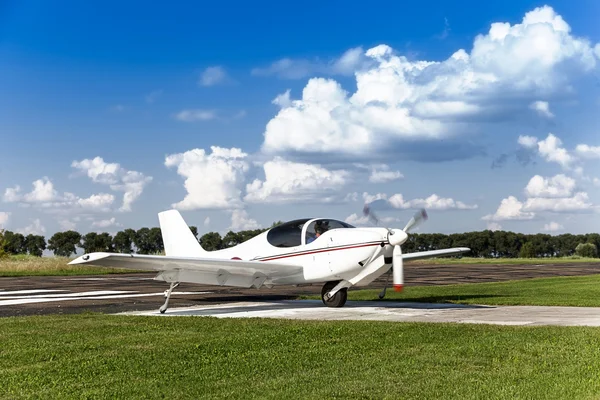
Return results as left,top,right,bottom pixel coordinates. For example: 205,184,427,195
118,300,600,327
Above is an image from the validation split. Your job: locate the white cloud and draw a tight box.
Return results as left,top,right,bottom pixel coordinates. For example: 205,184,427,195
229,210,261,231
91,217,121,229
529,101,554,118
145,90,163,104
523,192,594,212
390,193,477,210
272,90,292,108
3,186,22,202
23,177,58,202
71,157,152,212
165,147,249,210
244,157,349,204
203,217,211,227
0,211,10,228
594,178,600,187
524,174,576,198
482,196,535,221
174,109,217,122
362,192,388,204
518,135,539,149
368,164,404,183
262,6,599,156
251,47,365,79
537,133,576,169
18,219,46,236
199,66,228,87
486,222,503,231
344,213,370,226
543,221,564,232
575,144,600,159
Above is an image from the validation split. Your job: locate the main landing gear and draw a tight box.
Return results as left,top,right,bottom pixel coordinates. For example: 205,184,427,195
321,281,348,308
160,282,179,314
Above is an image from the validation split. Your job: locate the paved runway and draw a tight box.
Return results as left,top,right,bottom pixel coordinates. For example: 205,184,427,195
121,300,600,327
2,261,600,318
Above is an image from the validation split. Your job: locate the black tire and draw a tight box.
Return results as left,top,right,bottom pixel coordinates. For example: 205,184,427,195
321,281,348,308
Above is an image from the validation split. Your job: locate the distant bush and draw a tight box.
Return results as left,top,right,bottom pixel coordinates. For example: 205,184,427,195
519,242,535,258
575,243,598,258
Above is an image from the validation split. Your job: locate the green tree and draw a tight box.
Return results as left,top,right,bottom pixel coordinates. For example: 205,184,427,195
0,230,9,259
25,234,46,257
48,231,81,257
81,232,113,253
575,243,598,258
519,242,535,258
113,229,135,253
148,227,164,254
189,226,199,240
199,232,222,251
134,228,152,254
2,231,27,254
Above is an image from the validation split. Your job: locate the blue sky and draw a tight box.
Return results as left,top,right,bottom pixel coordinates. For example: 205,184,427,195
1,0,599,241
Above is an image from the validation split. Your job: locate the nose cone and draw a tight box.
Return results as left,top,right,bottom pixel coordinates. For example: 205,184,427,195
388,229,408,246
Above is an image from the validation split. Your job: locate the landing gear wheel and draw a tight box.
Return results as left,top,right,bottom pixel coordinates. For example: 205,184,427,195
321,281,348,308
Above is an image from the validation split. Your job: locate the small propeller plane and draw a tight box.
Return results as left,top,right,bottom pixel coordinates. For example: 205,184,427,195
69,207,470,313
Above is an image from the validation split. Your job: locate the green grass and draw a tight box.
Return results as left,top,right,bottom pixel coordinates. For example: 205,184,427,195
0,255,139,276
1,315,600,399
410,256,600,265
329,274,600,307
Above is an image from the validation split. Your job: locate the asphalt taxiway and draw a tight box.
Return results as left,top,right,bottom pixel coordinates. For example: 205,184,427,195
2,261,600,319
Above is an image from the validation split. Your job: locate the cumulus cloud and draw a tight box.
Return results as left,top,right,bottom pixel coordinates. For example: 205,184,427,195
174,109,217,122
575,144,600,159
368,164,404,183
537,134,576,169
244,157,349,203
203,217,211,227
18,219,46,236
71,157,152,212
523,192,594,212
91,217,121,229
165,147,249,210
251,47,365,79
524,174,576,198
0,211,10,228
529,101,554,118
486,222,503,231
199,66,229,86
229,209,261,231
389,193,477,210
482,196,535,221
262,6,599,157
518,135,539,149
543,221,564,232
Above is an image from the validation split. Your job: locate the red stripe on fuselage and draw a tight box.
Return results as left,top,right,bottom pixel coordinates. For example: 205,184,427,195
259,242,382,262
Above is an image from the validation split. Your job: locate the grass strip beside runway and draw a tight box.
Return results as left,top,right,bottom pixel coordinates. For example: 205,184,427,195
1,315,600,399
342,274,600,307
0,255,138,276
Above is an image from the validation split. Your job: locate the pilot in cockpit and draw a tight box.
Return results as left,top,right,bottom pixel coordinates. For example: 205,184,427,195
307,221,329,244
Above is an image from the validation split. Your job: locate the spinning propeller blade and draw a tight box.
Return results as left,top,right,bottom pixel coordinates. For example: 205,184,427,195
403,208,428,233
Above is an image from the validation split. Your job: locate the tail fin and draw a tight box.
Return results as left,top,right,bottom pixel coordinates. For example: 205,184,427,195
158,209,207,257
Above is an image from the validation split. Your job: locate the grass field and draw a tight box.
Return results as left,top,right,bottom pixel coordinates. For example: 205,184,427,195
0,255,137,276
321,274,600,307
1,315,600,399
409,256,600,265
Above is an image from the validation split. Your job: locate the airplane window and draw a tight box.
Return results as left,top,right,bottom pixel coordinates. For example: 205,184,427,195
266,219,311,248
305,219,355,244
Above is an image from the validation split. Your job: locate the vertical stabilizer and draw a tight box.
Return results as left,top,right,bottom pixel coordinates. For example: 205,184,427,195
158,210,207,257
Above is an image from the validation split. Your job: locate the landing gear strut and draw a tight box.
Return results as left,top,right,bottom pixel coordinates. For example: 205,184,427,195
321,281,348,308
378,268,392,299
160,282,179,314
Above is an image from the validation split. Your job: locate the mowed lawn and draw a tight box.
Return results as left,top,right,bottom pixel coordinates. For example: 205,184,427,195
340,274,600,307
1,315,600,399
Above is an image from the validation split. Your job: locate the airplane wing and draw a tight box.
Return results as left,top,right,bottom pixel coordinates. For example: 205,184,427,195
69,252,303,287
402,247,470,261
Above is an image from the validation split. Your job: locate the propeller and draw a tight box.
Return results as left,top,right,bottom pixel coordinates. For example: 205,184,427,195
363,205,429,293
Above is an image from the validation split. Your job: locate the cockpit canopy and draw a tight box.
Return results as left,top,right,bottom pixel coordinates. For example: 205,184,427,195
266,218,355,248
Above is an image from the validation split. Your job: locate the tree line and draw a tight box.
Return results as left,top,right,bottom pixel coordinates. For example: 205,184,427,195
1,225,598,258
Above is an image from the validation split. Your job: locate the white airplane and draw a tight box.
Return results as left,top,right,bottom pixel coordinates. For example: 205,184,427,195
69,207,470,313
